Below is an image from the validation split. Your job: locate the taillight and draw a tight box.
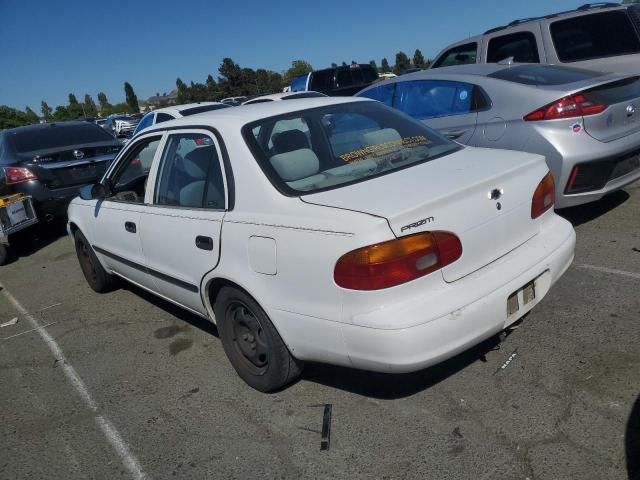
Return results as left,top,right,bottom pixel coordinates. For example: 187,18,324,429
334,231,462,291
3,167,37,185
524,93,607,121
531,172,555,219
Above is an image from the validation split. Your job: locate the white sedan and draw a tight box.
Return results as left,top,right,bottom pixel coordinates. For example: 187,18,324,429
68,97,575,392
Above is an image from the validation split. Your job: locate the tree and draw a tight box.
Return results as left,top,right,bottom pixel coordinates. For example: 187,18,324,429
41,101,52,120
393,51,411,74
67,93,83,118
52,105,70,121
25,106,39,124
331,62,338,68
369,59,378,72
341,61,348,67
413,49,426,69
381,58,390,72
124,82,139,113
283,59,313,85
97,92,111,115
176,78,190,103
219,57,243,97
83,94,98,117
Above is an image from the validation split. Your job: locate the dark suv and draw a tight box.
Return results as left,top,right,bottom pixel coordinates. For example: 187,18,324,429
290,64,379,96
0,121,122,220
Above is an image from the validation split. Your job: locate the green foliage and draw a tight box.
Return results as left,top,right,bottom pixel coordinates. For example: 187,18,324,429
413,49,426,69
97,92,111,115
0,105,39,129
124,82,139,113
369,59,378,72
283,60,313,86
41,101,52,120
331,62,338,68
394,51,411,74
67,93,84,119
381,58,391,72
341,61,348,67
83,94,98,117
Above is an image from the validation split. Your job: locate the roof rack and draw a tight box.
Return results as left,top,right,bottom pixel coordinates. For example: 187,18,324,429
483,2,621,35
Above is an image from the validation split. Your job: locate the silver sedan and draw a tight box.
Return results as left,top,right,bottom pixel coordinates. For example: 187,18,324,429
358,64,640,208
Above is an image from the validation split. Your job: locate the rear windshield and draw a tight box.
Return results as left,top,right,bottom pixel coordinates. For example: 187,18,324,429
283,92,327,100
10,123,115,153
243,101,459,196
551,11,640,62
488,65,605,85
180,104,231,116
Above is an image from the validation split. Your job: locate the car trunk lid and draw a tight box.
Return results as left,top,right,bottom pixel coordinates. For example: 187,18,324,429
303,147,549,282
580,76,640,142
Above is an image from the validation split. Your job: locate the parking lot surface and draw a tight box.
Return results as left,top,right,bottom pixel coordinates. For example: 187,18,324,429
1,185,639,480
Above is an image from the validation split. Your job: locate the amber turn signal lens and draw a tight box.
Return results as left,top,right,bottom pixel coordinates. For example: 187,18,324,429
334,231,462,290
531,172,555,219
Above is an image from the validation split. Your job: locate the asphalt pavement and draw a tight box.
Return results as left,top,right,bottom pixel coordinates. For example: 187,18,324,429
1,184,639,480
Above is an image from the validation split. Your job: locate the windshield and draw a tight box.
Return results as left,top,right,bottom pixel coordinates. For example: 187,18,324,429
11,123,116,153
243,101,459,195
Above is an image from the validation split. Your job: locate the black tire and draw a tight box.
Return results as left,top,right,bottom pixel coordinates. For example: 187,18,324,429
215,287,303,392
0,244,8,266
74,230,116,293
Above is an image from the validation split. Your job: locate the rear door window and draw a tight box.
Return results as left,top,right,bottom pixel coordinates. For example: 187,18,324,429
551,11,640,62
487,31,540,63
393,80,475,120
155,113,174,124
432,42,478,68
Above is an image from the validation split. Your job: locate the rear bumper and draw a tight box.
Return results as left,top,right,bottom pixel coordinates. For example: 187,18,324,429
12,181,81,218
274,214,575,373
339,214,575,373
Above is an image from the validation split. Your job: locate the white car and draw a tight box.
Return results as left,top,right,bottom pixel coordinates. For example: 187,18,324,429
68,97,575,392
242,91,327,105
133,102,230,136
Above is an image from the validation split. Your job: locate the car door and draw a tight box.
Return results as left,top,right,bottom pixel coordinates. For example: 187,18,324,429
392,79,479,144
90,133,165,289
139,130,227,315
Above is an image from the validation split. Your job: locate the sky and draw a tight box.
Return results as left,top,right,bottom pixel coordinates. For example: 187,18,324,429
0,0,581,112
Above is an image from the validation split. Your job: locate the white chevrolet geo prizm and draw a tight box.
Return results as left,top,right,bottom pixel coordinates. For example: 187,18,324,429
68,97,576,392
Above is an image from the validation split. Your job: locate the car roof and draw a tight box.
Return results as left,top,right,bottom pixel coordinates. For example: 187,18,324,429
472,3,628,39
152,102,227,116
144,97,373,132
242,91,328,104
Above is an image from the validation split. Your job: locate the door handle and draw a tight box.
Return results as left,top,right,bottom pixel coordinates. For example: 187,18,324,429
124,221,137,233
195,236,214,251
442,130,466,140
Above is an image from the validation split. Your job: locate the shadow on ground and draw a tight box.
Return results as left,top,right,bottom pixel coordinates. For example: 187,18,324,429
4,218,68,265
302,334,504,399
121,282,219,338
557,190,630,227
627,394,640,480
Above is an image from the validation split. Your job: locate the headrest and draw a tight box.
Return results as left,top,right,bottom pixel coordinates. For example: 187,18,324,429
360,128,402,147
272,129,309,154
183,146,214,178
270,148,320,181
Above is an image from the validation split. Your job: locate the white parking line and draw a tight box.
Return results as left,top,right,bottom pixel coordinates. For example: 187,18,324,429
576,263,640,280
0,282,146,480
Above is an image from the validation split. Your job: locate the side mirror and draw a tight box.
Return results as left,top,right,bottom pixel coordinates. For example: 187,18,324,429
79,182,110,200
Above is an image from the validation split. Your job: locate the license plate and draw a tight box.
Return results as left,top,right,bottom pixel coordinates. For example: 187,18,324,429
507,280,536,317
7,201,28,226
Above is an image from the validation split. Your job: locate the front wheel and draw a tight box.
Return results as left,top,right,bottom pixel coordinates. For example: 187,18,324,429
74,230,116,293
215,287,303,392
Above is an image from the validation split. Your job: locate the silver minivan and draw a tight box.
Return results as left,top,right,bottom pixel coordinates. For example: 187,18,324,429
430,3,640,75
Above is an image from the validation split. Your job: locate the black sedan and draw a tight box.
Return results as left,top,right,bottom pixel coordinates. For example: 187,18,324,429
0,121,122,220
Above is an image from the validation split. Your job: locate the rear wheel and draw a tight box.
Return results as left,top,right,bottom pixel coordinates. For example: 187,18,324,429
74,230,116,293
215,287,303,392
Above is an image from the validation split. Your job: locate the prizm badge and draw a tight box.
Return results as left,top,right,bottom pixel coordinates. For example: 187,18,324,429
401,216,434,233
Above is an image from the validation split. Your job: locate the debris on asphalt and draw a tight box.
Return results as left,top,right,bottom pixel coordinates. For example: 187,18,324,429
633,248,640,253
3,321,57,341
0,317,18,328
493,348,519,375
39,302,62,312
321,404,332,451
452,426,463,439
